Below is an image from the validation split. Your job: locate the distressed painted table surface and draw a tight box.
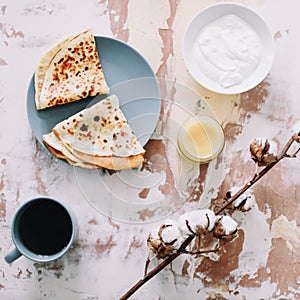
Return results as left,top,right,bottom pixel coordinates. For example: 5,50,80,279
1,0,300,299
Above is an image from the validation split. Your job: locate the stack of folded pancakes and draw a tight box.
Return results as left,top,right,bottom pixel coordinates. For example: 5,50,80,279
35,29,145,170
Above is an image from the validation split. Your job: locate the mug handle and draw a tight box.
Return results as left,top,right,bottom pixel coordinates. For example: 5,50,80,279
4,248,22,263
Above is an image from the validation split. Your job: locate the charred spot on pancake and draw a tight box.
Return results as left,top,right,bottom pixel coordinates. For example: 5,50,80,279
57,57,64,64
79,131,92,140
103,139,108,143
85,66,89,71
79,114,83,118
82,91,87,97
114,115,119,121
101,117,107,126
93,115,100,122
67,128,74,135
113,133,117,141
80,124,88,131
89,85,95,95
75,71,80,77
53,73,60,81
71,47,79,54
79,53,86,62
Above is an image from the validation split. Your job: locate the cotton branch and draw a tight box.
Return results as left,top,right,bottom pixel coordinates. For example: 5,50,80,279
215,134,298,215
119,132,300,300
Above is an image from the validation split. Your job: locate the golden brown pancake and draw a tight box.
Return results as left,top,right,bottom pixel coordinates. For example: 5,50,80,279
35,29,109,110
43,95,145,170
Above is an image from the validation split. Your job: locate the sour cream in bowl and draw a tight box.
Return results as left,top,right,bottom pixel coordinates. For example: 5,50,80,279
183,3,274,94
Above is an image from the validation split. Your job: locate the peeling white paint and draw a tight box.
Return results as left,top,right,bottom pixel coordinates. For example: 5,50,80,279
271,215,300,251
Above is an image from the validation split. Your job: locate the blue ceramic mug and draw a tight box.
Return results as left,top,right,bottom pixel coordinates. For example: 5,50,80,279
5,196,78,263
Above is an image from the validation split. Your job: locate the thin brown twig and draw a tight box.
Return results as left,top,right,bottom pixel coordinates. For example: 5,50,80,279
119,135,298,300
144,252,154,278
293,147,300,156
285,146,300,157
215,135,296,215
182,245,220,255
119,235,195,300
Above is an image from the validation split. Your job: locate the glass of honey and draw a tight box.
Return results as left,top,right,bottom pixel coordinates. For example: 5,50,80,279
177,115,225,163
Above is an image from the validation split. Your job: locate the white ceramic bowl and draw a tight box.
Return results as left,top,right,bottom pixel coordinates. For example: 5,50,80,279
183,3,274,94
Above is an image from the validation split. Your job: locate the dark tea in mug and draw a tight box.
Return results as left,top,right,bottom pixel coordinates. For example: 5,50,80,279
18,199,73,255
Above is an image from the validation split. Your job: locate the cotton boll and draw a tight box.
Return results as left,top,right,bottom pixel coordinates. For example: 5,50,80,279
147,219,183,259
227,186,256,211
268,140,278,156
159,220,183,249
250,137,277,166
147,227,161,254
227,186,239,196
256,137,267,148
220,215,238,235
205,209,218,231
241,192,256,211
227,186,245,207
178,209,217,236
250,137,269,164
214,215,238,239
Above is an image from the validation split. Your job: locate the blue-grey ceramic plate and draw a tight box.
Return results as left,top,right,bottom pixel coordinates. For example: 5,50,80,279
27,36,161,148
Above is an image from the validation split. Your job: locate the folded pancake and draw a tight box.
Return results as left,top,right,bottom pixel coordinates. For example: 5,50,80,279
35,29,109,110
43,132,100,169
43,95,145,170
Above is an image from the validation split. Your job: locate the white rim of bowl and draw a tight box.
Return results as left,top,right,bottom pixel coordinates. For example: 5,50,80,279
183,2,275,95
